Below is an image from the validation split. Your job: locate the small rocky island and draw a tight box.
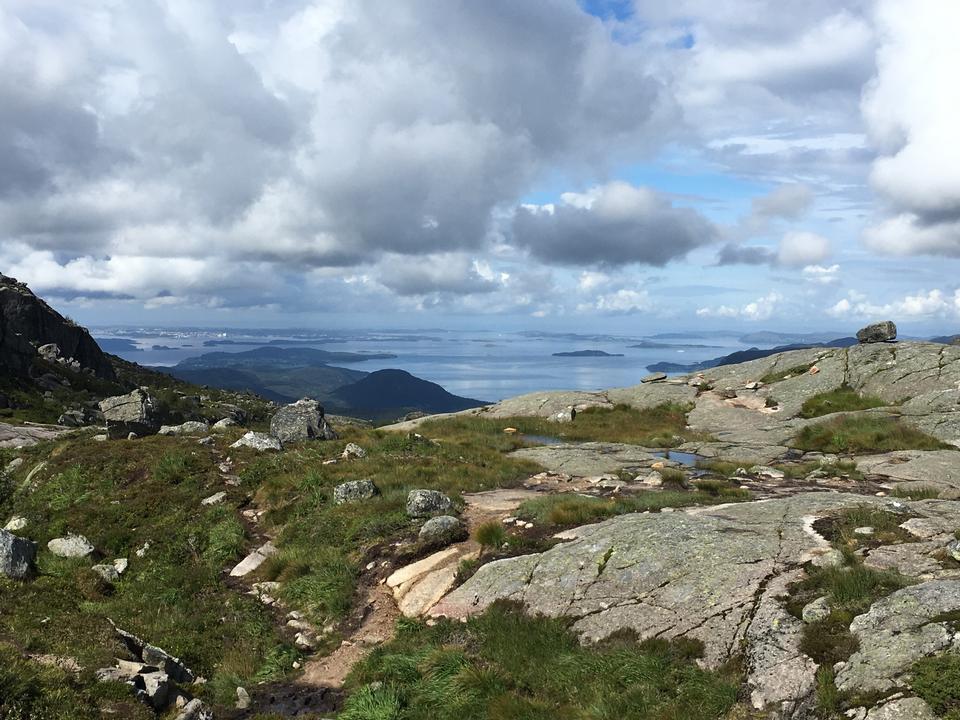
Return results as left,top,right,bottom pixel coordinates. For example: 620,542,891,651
552,349,625,357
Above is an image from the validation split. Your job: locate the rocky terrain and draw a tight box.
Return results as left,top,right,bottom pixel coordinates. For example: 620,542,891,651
4,305,960,720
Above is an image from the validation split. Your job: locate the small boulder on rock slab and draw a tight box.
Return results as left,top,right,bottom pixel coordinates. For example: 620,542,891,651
333,479,379,505
47,533,94,558
270,398,338,444
641,372,667,383
857,320,897,344
419,515,465,546
0,528,37,579
406,489,454,518
230,431,282,452
99,388,161,439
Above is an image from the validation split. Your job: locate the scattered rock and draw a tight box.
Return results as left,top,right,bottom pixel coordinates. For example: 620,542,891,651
236,686,251,710
857,320,897,344
114,558,129,574
853,526,875,536
333,479,379,505
174,698,213,720
111,621,195,684
801,596,831,623
406,489,454,518
134,671,170,710
230,541,277,577
230,431,282,452
47,533,94,558
749,465,785,480
99,388,161,440
549,407,576,423
158,421,209,436
201,491,227,506
212,417,238,431
419,516,465,546
3,457,23,474
270,398,338,443
4,515,27,531
92,563,121,583
0,528,37,579
864,697,937,719
197,436,215,446
342,442,367,459
947,539,960,562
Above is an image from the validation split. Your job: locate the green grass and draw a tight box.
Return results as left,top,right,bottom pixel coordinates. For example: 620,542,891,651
910,653,960,720
516,486,750,528
449,402,703,447
792,416,950,454
341,602,739,720
0,434,295,714
824,506,916,547
891,485,941,500
759,363,815,384
798,386,886,419
475,521,508,554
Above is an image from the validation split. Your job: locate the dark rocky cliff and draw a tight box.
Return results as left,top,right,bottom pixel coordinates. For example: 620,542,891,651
0,274,115,380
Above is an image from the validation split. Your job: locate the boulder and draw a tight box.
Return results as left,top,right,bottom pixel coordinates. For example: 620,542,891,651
270,398,338,444
158,421,209,436
857,320,897,344
92,563,121,583
133,671,170,710
0,528,37,579
201,491,226,506
406,489,454,517
230,431,282,452
333,479,379,505
549,407,576,423
99,389,161,439
4,515,27,531
112,622,195,684
419,515,465,546
341,442,367,459
174,699,213,720
47,533,94,558
212,417,238,431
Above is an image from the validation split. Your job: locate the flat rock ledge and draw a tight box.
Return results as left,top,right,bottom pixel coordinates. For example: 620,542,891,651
431,493,960,718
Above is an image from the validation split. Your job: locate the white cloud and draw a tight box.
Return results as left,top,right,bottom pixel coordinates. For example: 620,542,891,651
861,0,960,256
579,289,653,315
697,292,782,321
777,231,831,267
827,289,960,319
802,264,840,285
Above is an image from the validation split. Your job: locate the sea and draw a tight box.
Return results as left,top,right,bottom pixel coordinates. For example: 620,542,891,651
91,327,753,403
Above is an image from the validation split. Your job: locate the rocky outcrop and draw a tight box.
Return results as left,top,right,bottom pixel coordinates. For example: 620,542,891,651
230,431,282,452
47,534,94,558
431,494,960,715
0,529,37,579
406,489,454,517
0,274,115,380
99,389,161,440
270,398,337,443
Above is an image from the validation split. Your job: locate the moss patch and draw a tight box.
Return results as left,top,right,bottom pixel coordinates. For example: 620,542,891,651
792,416,950,454
798,386,886,419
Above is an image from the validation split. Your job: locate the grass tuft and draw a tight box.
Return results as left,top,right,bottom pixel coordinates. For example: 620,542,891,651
793,416,950,454
798,386,886,419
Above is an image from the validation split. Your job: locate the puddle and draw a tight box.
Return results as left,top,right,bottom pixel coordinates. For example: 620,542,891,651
523,434,565,446
652,450,702,467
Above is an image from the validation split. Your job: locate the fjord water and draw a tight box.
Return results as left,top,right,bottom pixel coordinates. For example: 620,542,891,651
94,328,748,403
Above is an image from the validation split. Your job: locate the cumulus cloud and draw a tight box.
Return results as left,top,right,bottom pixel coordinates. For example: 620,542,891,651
0,0,676,307
802,264,840,285
828,289,960,319
512,181,717,266
717,231,831,269
696,292,782,321
862,0,960,256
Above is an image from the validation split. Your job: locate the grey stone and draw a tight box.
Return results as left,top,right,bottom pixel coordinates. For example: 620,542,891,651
158,421,209,436
212,417,238,430
236,686,251,710
92,563,120,583
201,491,227,506
133,671,170,710
510,441,659,477
857,321,897,344
112,622,195,684
0,528,37,579
4,515,27,531
174,699,213,720
865,697,937,719
342,442,367,459
230,431,282,451
549,407,576,423
419,516,465,546
641,372,667,383
270,398,338,443
947,539,960,562
406,489,454,517
47,533,94,558
99,389,161,439
229,541,277,577
836,579,960,693
333,479,379,505
801,596,831,623
37,343,60,361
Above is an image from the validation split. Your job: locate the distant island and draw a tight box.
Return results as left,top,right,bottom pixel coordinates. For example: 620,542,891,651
552,350,624,357
628,340,722,349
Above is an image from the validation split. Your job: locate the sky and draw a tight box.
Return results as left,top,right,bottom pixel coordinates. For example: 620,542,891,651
1,0,959,335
